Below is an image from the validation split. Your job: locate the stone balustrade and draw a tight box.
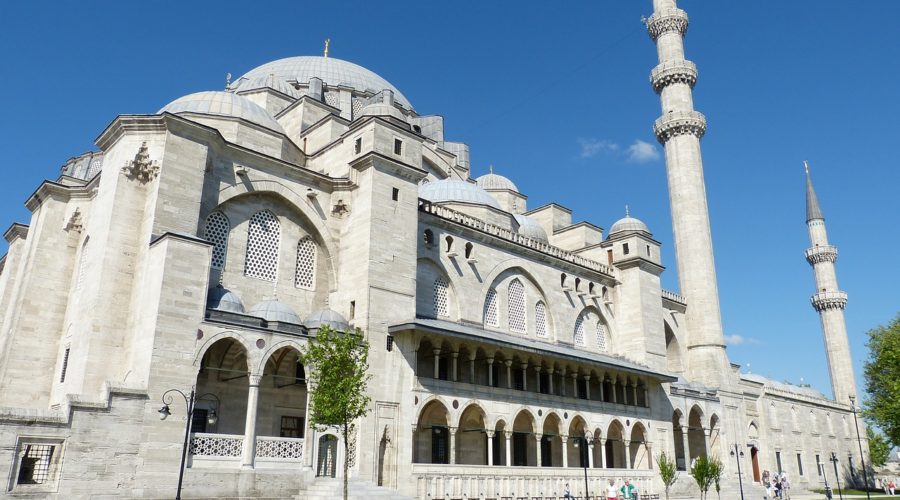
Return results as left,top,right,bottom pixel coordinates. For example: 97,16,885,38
810,290,848,311
653,110,707,144
661,289,687,306
650,59,697,93
188,433,304,468
805,245,838,265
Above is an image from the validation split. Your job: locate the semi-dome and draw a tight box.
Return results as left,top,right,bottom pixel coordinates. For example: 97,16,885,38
513,214,549,242
159,91,284,133
476,172,519,192
609,213,650,236
248,299,302,324
303,308,351,332
236,56,413,110
206,285,245,313
419,179,502,210
231,73,301,99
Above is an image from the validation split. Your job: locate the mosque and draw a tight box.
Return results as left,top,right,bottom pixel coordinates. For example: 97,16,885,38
0,0,868,498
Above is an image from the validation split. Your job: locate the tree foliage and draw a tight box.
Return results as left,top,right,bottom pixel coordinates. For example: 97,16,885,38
656,452,679,500
867,426,891,467
863,313,900,445
690,455,722,500
301,326,372,500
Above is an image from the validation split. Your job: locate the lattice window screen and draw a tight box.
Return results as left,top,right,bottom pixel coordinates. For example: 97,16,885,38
351,98,364,119
244,211,281,281
86,157,103,178
433,278,449,318
508,279,526,333
324,91,340,108
204,211,230,270
595,322,608,352
294,237,316,289
574,314,586,346
535,301,548,337
484,288,499,327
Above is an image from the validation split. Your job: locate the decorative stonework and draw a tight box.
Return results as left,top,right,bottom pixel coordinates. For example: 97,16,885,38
650,60,698,94
64,208,83,233
646,8,689,41
805,245,838,265
653,110,707,144
811,290,848,311
121,142,159,183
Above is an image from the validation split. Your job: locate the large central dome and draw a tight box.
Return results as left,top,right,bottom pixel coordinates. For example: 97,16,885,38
234,56,412,110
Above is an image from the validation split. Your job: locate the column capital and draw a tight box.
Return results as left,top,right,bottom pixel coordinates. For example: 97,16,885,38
248,373,262,386
519,362,528,370
534,433,543,441
432,348,442,356
646,8,689,41
534,365,542,373
451,350,459,359
504,430,513,439
448,426,457,436
486,356,495,364
486,430,495,438
504,359,513,367
583,374,591,381
546,367,554,375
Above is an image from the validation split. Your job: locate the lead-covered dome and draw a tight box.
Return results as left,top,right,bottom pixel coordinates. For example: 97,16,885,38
513,214,549,242
609,215,650,236
303,308,351,332
476,172,519,192
419,179,502,210
235,56,412,110
231,73,301,99
159,91,284,133
206,285,245,313
248,300,302,324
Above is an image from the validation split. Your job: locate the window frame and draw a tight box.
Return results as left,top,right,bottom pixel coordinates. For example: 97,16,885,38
8,437,66,494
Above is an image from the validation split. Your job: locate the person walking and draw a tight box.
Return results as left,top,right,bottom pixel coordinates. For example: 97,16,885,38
605,479,618,500
889,478,896,496
563,482,572,499
619,479,638,500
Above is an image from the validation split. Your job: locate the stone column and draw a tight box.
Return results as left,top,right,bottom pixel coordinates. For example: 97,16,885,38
624,440,632,469
599,376,605,401
610,379,618,403
703,427,711,457
451,351,459,382
587,438,594,468
646,442,653,470
411,425,418,464
469,352,477,383
562,435,569,468
535,433,542,467
449,427,457,465
584,375,591,400
433,349,441,379
241,373,262,468
505,360,513,389
560,368,567,397
487,357,494,387
631,381,639,406
572,373,579,397
547,367,555,395
535,366,542,393
599,438,607,468
520,363,528,391
414,347,419,376
505,431,512,467
487,431,495,466
643,386,650,408
682,429,691,467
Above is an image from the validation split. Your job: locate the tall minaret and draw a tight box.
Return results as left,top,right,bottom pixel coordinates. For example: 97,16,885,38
647,0,730,386
804,162,857,402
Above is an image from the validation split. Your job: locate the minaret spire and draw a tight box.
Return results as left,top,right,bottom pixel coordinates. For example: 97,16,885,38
647,0,730,386
803,162,857,402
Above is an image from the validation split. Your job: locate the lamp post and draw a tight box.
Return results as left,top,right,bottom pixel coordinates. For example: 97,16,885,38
820,462,832,500
573,432,591,500
729,444,745,500
158,388,220,500
830,452,844,500
848,396,872,500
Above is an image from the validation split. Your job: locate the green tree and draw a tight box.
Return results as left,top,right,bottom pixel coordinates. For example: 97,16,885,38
301,326,372,500
710,457,724,500
867,426,891,467
690,455,720,500
863,313,900,445
656,452,679,500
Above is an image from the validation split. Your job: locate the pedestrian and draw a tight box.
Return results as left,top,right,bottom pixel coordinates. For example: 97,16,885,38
774,475,783,499
605,479,618,500
882,478,889,496
765,478,773,499
563,482,572,500
781,474,791,500
619,479,638,500
889,478,896,496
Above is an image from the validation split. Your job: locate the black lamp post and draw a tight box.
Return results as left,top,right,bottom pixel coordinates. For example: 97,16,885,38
830,452,844,500
848,396,872,500
729,443,745,500
158,388,220,500
820,461,832,499
572,432,591,500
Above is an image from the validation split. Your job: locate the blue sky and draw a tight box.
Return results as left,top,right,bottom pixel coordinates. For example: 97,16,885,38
1,1,897,400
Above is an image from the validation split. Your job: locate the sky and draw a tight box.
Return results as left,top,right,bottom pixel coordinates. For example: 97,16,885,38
0,1,897,401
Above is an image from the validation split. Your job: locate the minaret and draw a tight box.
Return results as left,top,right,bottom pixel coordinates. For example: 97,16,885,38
804,162,857,402
647,0,730,386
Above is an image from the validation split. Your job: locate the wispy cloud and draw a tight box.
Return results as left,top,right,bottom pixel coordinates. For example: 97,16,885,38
577,138,619,159
626,139,661,163
725,334,759,346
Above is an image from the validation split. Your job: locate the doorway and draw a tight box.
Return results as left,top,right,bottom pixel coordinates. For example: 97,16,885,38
317,435,338,477
751,447,761,482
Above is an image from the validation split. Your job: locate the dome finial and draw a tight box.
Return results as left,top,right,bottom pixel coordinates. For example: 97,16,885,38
625,204,630,217
489,164,494,174
323,38,331,58
225,72,232,90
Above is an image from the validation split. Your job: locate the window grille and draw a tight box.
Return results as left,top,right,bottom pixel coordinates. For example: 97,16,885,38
324,91,339,108
204,211,230,270
484,288,499,327
16,444,55,485
351,98,364,119
595,322,608,352
508,279,526,333
86,157,103,178
574,314,586,346
535,301,548,337
294,237,316,289
244,211,280,281
433,278,449,318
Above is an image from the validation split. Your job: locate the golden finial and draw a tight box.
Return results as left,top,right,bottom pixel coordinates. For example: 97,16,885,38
324,38,331,58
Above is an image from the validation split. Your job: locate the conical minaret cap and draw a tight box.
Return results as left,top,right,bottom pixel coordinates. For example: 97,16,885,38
805,161,824,222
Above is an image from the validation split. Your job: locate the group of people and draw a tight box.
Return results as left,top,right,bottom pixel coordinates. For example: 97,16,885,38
562,478,639,500
879,477,897,496
761,470,791,499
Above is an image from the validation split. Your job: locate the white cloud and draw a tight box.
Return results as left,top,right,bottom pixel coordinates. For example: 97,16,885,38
626,139,661,163
725,334,759,346
578,138,619,159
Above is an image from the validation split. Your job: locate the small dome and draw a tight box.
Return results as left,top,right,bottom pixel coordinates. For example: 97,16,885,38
231,74,301,99
513,214,548,242
159,91,284,133
419,179,502,210
248,299,302,324
359,101,406,121
609,214,650,236
207,285,245,313
476,172,518,192
303,308,350,332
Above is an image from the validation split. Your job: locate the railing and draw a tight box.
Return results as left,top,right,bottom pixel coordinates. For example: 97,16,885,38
804,245,838,264
419,200,617,278
661,289,686,306
190,433,243,457
411,464,655,499
188,433,304,467
256,436,304,460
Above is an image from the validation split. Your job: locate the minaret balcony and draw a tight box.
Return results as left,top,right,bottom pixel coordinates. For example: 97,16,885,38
653,110,707,144
811,290,848,311
805,245,838,265
650,60,697,94
646,8,689,41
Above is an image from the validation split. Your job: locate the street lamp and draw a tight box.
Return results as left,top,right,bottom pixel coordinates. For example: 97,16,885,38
820,461,833,500
157,388,220,500
572,431,591,500
848,396,872,500
729,444,745,500
829,452,844,500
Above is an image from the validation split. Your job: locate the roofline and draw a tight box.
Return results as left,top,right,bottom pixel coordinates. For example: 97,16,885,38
524,202,573,216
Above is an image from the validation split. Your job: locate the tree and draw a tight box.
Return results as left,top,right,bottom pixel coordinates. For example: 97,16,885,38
710,457,724,500
690,455,721,500
656,452,679,500
863,313,900,445
867,426,891,467
301,326,372,500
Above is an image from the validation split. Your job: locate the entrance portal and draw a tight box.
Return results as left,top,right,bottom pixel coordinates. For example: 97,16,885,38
317,435,338,477
751,447,761,482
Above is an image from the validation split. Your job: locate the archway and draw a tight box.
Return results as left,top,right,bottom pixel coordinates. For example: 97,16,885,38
541,413,563,467
630,422,649,469
195,337,250,435
664,321,684,374
316,434,338,477
457,404,488,465
751,446,761,482
415,400,451,464
258,346,307,440
591,428,604,468
512,410,537,466
687,405,708,463
672,410,687,471
567,416,589,468
493,420,508,466
606,420,626,469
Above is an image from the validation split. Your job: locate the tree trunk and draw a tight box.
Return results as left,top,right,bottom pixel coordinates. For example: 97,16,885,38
343,422,349,500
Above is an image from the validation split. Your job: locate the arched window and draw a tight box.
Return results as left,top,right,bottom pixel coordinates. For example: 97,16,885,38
483,288,499,327
433,278,449,318
204,211,230,270
574,314,586,346
75,237,90,292
535,301,548,338
294,237,316,289
595,322,609,352
507,279,526,333
445,236,454,253
769,403,779,429
245,210,280,281
790,406,798,428
465,242,474,260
